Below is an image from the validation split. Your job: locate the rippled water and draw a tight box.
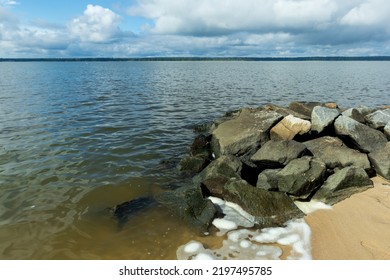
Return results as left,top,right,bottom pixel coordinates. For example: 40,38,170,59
0,61,389,259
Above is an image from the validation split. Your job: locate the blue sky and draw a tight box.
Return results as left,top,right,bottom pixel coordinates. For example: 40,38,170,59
1,0,390,57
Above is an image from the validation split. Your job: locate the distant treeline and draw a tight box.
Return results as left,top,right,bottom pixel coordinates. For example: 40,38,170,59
1,56,390,62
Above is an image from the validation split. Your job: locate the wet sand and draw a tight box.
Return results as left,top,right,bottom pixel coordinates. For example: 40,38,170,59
305,176,390,260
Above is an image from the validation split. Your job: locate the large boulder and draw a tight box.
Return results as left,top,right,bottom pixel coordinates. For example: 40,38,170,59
368,142,390,180
311,106,340,134
193,155,242,196
262,104,310,120
156,185,217,234
334,115,388,153
211,108,283,157
270,115,311,141
365,109,390,130
312,166,373,205
256,168,281,191
223,178,304,228
177,154,210,176
251,139,309,168
304,136,371,171
277,156,327,199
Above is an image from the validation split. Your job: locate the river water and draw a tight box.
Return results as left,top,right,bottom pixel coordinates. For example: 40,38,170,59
0,61,389,259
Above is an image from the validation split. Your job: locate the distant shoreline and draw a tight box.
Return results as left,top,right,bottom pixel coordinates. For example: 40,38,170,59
1,56,390,62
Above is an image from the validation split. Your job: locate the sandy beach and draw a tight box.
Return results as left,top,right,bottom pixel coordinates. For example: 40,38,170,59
305,176,390,260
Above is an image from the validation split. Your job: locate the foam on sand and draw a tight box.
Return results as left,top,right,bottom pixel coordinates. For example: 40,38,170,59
177,197,313,260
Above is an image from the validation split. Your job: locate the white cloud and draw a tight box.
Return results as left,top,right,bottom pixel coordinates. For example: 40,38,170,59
0,0,19,6
341,0,390,26
68,4,123,43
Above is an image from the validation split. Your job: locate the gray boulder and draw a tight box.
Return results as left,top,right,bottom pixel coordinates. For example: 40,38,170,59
193,155,242,196
223,178,304,228
312,166,373,205
156,184,217,234
385,122,390,140
368,142,390,180
334,115,387,153
342,108,366,123
304,136,371,171
277,156,327,199
270,115,311,141
177,154,210,176
251,139,309,168
262,104,310,120
256,169,281,191
365,109,390,130
311,106,340,133
211,108,283,157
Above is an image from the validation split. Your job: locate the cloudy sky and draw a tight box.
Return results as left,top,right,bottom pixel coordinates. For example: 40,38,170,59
1,0,390,57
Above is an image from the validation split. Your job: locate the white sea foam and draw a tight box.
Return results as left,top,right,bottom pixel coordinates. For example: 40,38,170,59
177,197,313,260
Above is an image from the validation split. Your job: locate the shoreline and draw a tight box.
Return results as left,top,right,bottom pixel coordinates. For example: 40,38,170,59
306,176,390,260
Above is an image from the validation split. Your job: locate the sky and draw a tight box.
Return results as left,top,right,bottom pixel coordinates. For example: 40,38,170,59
1,0,390,57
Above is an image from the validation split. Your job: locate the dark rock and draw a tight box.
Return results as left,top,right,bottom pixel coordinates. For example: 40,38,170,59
211,108,283,157
156,184,217,234
334,115,388,153
193,155,242,196
304,136,371,171
312,166,373,205
368,142,390,180
288,101,324,118
262,104,310,120
113,197,157,229
270,115,311,141
223,178,304,228
311,106,340,134
341,108,366,123
190,134,210,156
277,156,327,199
177,154,210,176
251,139,309,168
365,109,390,130
256,169,281,191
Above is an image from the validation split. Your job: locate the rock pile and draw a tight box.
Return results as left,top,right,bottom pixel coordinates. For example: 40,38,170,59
116,102,390,235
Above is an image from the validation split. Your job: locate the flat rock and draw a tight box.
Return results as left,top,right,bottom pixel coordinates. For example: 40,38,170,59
277,156,327,199
270,115,311,141
304,136,371,171
223,178,304,228
156,185,217,234
312,166,373,205
256,168,281,191
311,106,340,133
288,101,324,118
334,115,388,153
211,108,283,157
193,155,242,196
365,109,390,130
262,104,310,120
251,139,309,168
368,142,390,180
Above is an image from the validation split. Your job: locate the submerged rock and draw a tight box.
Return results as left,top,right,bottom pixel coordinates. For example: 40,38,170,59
334,115,388,153
156,185,217,234
222,178,304,228
312,166,373,205
368,142,390,180
211,108,283,157
277,156,327,199
251,139,309,168
270,115,311,141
